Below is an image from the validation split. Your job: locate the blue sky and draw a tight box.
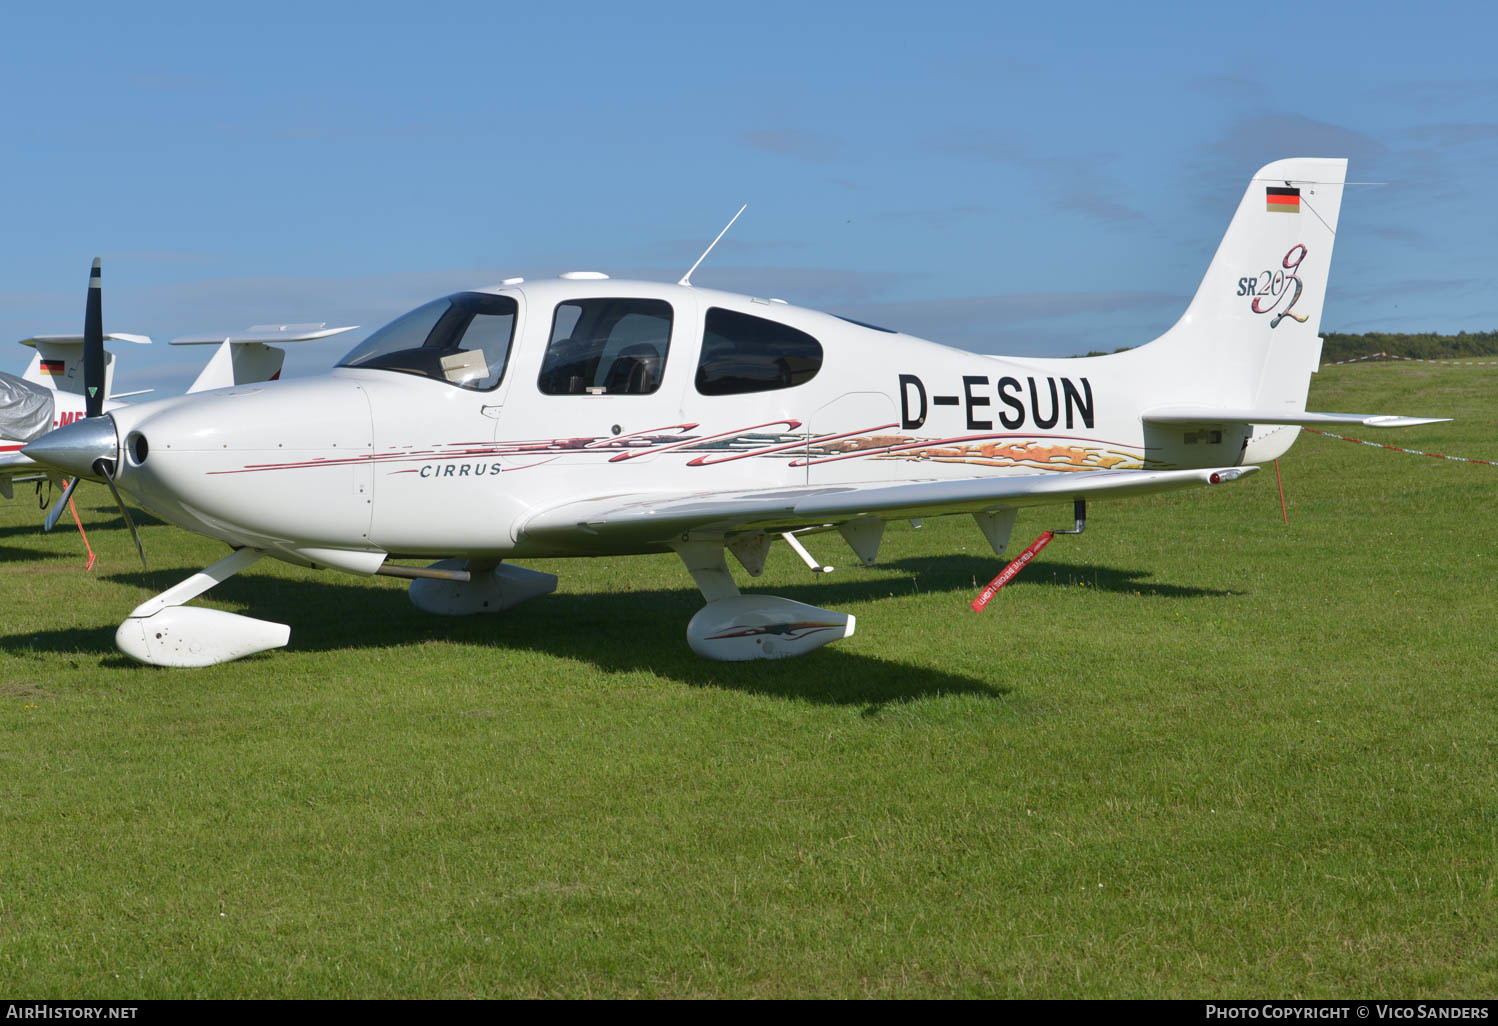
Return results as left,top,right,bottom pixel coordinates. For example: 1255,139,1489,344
3,1,1496,394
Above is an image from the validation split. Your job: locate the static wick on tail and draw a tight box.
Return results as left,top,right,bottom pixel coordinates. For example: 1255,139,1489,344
678,204,748,287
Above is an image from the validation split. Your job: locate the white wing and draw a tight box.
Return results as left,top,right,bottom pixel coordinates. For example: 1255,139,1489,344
520,465,1256,551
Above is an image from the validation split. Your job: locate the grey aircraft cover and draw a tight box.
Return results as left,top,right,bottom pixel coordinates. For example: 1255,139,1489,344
0,371,56,443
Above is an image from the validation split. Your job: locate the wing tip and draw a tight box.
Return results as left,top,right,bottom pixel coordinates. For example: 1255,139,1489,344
1207,466,1259,485
1361,416,1451,428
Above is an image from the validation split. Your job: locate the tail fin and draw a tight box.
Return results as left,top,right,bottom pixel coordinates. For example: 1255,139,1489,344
18,333,151,399
1147,157,1346,414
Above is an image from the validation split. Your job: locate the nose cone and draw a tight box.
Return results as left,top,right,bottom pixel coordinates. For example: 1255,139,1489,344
21,414,119,480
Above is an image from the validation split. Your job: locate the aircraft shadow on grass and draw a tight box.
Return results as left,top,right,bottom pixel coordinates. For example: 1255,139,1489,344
1,551,1235,710
0,542,59,561
0,560,1013,711
881,555,1240,600
0,505,166,541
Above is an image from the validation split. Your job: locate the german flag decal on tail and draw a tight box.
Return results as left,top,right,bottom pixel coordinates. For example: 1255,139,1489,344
39,359,65,376
1266,186,1301,213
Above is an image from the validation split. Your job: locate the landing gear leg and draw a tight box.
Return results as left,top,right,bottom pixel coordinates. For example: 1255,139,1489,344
115,548,290,667
674,540,855,661
405,558,558,615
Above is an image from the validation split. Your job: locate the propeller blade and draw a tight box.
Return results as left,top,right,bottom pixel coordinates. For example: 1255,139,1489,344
84,258,104,418
95,459,146,570
43,476,80,533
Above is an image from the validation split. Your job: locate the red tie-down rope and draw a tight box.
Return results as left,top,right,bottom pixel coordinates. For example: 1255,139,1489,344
1323,352,1498,368
67,496,97,571
1278,423,1498,528
1302,428,1498,467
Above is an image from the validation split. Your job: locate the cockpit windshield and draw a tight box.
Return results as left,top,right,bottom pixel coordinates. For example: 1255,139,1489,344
337,292,516,391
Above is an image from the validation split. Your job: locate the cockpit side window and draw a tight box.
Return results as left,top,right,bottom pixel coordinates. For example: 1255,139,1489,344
695,308,822,396
336,292,516,391
537,298,672,395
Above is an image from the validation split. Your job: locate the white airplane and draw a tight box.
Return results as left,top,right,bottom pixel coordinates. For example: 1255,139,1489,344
24,158,1445,667
1,301,355,531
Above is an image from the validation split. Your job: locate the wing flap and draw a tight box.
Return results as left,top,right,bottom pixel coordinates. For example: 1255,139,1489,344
520,466,1257,549
1143,407,1448,428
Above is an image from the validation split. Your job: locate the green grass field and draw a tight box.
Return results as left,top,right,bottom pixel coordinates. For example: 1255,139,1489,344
2,362,1495,998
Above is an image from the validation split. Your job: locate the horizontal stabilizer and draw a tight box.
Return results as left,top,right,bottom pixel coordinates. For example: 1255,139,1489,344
181,324,358,392
170,324,357,345
1143,408,1449,429
20,333,151,347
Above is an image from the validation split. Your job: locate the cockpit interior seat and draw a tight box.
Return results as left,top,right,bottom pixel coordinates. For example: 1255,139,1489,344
604,343,662,394
539,337,599,394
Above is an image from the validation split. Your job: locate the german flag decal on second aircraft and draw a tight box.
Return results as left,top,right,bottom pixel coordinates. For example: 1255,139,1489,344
1266,186,1301,213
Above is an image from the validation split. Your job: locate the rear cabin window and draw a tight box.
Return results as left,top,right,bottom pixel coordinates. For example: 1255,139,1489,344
695,308,823,396
537,298,672,395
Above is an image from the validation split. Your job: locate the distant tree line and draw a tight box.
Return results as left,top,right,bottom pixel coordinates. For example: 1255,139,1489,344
1081,331,1498,361
1319,330,1498,363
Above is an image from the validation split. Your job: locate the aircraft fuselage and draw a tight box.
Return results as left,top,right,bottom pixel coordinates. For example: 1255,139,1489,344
96,277,1255,568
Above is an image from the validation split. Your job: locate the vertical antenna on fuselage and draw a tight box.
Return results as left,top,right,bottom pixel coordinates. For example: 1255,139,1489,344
678,204,748,287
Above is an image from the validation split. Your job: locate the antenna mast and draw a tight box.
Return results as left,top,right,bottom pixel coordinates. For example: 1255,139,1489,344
678,204,747,287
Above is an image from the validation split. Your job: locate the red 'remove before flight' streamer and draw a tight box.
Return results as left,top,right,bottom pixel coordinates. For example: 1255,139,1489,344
971,531,1054,612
